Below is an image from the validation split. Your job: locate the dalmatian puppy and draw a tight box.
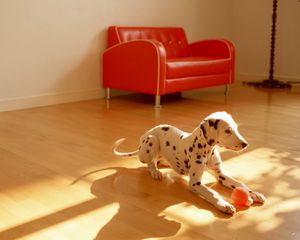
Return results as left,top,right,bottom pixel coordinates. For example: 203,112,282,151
112,111,266,214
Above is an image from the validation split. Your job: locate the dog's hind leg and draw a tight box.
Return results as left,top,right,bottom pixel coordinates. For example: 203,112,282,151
138,135,162,180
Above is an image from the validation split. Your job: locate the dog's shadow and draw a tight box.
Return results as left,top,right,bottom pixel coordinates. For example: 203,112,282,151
90,166,231,240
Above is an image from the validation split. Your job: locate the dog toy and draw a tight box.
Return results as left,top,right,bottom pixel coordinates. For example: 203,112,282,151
231,187,253,206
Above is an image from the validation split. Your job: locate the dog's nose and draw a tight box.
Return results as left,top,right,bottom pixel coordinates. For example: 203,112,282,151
242,142,248,148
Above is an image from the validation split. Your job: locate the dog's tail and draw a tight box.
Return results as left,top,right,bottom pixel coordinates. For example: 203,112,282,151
112,138,138,157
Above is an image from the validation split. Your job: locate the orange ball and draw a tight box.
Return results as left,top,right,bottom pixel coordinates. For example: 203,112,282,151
231,187,252,206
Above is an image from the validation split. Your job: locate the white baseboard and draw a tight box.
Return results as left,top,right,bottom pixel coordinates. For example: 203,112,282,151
236,73,300,83
0,88,104,112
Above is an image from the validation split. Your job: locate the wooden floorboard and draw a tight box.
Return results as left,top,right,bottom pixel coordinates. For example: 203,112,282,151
0,83,299,239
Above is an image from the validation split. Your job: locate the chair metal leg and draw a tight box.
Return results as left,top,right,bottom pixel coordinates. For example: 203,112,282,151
224,84,229,95
105,88,111,100
155,95,161,108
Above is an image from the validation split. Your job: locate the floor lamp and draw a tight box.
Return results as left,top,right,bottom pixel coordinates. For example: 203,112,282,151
243,0,291,89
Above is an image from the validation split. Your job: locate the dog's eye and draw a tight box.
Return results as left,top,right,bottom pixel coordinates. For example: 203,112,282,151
225,129,232,134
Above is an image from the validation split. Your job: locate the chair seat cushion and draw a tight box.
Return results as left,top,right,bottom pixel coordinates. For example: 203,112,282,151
166,56,231,79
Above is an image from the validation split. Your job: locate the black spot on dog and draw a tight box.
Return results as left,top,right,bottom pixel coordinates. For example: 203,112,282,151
208,120,215,127
162,126,170,131
204,144,207,148
198,143,202,148
173,146,176,151
197,155,201,159
149,142,153,147
214,120,220,130
219,176,226,181
189,147,193,152
180,135,184,139
193,173,195,176
146,150,150,154
184,149,187,155
193,181,201,187
184,160,190,169
208,139,215,146
128,154,132,157
219,180,223,184
200,124,207,138
196,160,202,164
166,141,170,146
231,185,236,189
225,129,231,134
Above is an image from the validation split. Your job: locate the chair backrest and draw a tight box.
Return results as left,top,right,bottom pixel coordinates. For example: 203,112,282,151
108,26,191,58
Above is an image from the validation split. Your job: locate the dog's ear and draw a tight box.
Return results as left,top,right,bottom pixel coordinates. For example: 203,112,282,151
209,119,220,130
201,119,220,133
200,118,220,146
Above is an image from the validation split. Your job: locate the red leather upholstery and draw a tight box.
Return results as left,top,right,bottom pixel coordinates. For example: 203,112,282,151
166,57,231,79
103,26,235,102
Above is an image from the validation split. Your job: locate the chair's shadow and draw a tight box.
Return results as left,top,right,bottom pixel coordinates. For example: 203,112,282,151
90,166,229,240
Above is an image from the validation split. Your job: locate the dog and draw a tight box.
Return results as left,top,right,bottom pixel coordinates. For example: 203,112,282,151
112,111,266,214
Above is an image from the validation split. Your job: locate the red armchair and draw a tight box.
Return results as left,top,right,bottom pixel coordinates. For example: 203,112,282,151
103,26,235,107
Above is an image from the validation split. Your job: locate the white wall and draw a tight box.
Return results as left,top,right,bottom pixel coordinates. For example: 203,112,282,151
232,0,300,82
0,0,232,112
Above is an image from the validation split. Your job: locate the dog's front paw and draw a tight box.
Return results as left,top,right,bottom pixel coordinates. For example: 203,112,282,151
217,200,236,215
250,191,266,204
149,169,163,180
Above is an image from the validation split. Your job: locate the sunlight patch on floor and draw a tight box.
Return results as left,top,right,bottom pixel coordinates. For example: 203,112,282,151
160,203,215,227
221,147,291,179
226,196,300,234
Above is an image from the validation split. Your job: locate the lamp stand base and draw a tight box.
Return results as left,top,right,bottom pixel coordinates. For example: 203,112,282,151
243,79,291,89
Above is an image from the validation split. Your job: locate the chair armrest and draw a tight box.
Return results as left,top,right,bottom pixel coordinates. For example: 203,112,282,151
189,39,235,59
103,40,167,95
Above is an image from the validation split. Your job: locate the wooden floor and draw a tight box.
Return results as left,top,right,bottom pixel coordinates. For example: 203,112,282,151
0,83,299,240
